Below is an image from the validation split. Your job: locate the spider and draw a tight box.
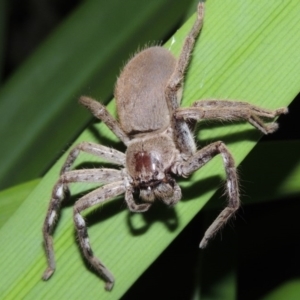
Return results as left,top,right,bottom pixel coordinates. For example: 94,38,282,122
42,2,287,291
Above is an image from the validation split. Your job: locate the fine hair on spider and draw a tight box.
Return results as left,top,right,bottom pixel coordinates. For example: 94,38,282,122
42,2,288,291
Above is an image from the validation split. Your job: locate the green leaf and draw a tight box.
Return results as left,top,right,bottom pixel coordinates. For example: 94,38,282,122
1,1,300,299
0,179,40,228
261,279,300,300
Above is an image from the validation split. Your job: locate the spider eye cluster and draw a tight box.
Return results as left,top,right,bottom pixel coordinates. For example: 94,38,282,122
125,135,175,185
131,150,164,184
134,151,160,177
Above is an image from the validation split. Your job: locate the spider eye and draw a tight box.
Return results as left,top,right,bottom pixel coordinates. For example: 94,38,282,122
134,151,160,174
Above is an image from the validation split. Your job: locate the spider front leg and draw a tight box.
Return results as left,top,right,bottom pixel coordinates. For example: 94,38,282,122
166,2,204,111
174,141,239,248
165,2,204,156
60,97,127,186
60,142,125,198
176,100,288,134
61,142,125,175
42,168,123,282
80,96,130,145
74,182,126,291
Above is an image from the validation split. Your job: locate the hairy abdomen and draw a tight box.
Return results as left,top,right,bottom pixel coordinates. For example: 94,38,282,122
115,46,176,135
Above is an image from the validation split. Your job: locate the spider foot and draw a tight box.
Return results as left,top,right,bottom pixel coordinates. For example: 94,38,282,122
265,122,279,134
105,281,114,291
275,107,288,116
42,267,55,281
199,237,208,249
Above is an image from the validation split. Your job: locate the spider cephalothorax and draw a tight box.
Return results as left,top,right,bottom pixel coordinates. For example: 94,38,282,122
126,132,180,202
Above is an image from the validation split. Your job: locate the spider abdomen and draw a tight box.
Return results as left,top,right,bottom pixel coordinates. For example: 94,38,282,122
115,46,176,135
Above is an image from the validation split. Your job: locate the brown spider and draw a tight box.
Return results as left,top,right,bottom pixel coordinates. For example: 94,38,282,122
42,2,287,291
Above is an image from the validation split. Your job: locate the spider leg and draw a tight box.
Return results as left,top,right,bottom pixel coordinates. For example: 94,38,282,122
61,141,125,175
176,99,288,134
174,141,239,248
166,2,204,111
74,182,126,291
165,2,204,156
80,96,130,145
42,169,122,282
